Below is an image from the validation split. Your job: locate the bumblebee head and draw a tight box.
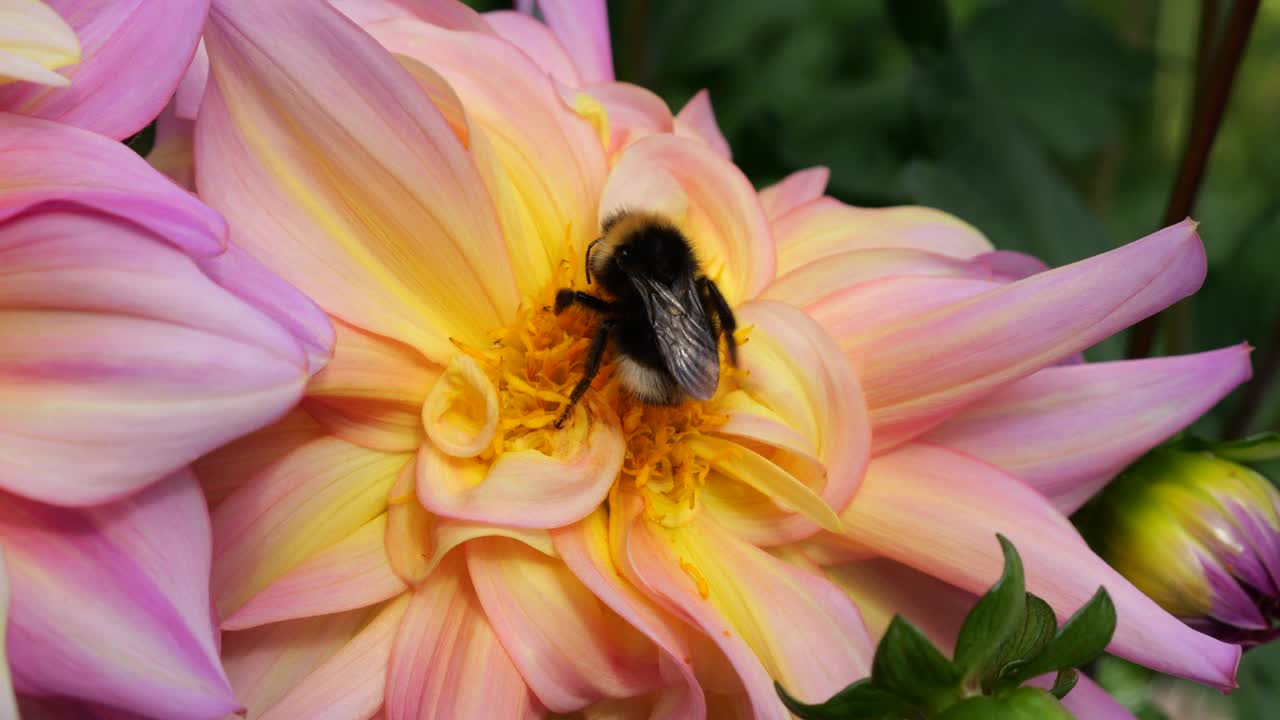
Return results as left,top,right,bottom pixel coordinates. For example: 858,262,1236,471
590,210,697,289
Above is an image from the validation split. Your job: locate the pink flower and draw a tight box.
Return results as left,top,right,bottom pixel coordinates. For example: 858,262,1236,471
0,112,333,717
193,1,1248,718
0,0,209,140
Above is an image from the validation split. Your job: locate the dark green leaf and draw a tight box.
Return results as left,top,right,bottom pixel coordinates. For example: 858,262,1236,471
1009,587,1116,681
954,535,1026,678
1049,669,1079,699
993,594,1056,683
871,615,960,711
936,688,1076,720
122,120,157,157
775,679,912,720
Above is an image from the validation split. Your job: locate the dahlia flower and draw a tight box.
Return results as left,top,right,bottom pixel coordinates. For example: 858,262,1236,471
193,1,1249,717
0,111,332,719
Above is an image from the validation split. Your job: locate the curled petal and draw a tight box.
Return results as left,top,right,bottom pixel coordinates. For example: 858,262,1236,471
0,210,309,506
208,433,409,618
260,596,409,720
773,197,992,275
223,607,372,719
623,504,874,715
385,552,540,720
173,38,207,120
199,0,519,363
306,319,436,454
836,221,1208,451
484,10,581,86
758,167,829,222
0,472,237,719
924,345,1253,513
601,134,774,303
0,0,208,139
0,0,79,87
423,354,500,458
529,0,613,84
552,509,707,720
841,443,1240,689
1,112,226,256
222,514,405,630
674,89,731,160
468,536,661,712
417,396,624,528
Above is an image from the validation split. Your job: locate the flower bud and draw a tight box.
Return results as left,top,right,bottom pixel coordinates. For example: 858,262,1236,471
1090,448,1280,645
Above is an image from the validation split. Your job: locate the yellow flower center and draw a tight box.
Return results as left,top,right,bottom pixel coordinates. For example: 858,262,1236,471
450,259,742,523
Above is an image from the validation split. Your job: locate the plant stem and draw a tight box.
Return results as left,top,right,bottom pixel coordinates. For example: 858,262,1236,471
1125,0,1259,359
1227,317,1280,436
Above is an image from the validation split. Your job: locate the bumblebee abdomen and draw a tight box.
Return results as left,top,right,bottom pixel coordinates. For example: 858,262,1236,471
616,356,683,405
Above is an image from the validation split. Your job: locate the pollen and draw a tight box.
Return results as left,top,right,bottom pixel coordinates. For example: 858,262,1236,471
450,256,742,526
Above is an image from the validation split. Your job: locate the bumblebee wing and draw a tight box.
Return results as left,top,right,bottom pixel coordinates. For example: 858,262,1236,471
631,274,720,401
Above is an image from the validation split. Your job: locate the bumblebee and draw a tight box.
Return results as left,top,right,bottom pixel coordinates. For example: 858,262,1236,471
553,210,737,428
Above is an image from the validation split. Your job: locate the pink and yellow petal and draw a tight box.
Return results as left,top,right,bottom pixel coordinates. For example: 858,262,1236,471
417,396,624,528
674,90,731,160
364,16,607,296
836,221,1207,451
0,0,79,87
385,551,541,720
259,596,409,720
841,443,1240,689
924,345,1253,513
601,134,774,303
0,550,17,719
0,472,237,719
198,0,518,364
208,432,409,618
222,514,406,630
772,197,992,275
623,504,874,716
484,10,582,86
0,0,207,139
0,210,310,506
759,246,987,311
527,0,613,85
305,319,437,453
757,167,829,222
552,509,707,720
222,607,374,719
1,112,225,256
468,536,661,713
583,82,673,158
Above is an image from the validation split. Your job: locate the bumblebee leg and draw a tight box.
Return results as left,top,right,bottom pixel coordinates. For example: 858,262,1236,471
554,289,612,315
555,320,614,429
698,277,738,366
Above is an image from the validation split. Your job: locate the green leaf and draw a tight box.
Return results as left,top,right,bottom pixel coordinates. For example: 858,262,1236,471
1186,432,1280,463
954,535,1026,678
1049,668,1079,699
993,594,1056,683
871,615,961,711
1009,587,1117,682
775,679,912,720
936,688,1076,720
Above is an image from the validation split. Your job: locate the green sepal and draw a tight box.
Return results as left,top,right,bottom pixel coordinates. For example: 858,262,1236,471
936,688,1077,719
1183,432,1280,463
1006,587,1116,682
871,615,961,711
775,679,912,720
954,535,1027,679
1049,668,1079,699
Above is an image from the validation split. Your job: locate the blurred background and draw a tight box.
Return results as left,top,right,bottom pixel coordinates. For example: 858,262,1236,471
468,1,1280,716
